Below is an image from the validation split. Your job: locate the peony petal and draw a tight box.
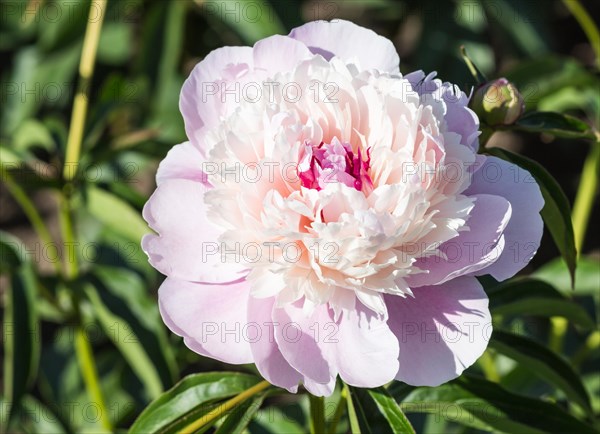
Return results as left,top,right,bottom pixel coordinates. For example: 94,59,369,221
333,304,399,387
180,46,254,155
247,296,301,393
158,277,253,364
289,20,400,73
156,141,208,186
464,156,544,281
386,276,492,386
272,301,335,383
253,35,313,75
142,178,247,283
303,376,337,397
408,194,512,287
405,71,480,151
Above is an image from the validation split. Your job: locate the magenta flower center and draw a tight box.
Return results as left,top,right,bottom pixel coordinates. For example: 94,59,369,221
297,138,373,193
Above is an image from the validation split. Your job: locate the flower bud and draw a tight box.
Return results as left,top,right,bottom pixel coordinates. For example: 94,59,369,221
470,78,525,126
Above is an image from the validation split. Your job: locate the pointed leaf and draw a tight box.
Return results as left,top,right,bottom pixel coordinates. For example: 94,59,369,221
1,233,40,426
488,278,595,329
513,111,596,140
83,284,164,400
130,372,263,434
489,331,592,414
86,185,148,244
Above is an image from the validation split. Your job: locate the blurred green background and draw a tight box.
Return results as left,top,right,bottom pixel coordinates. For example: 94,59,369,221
1,0,599,433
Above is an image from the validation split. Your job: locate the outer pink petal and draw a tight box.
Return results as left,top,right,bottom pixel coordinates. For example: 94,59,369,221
180,46,254,155
408,194,512,288
405,71,480,151
464,156,544,281
142,178,247,283
289,20,400,73
253,35,313,74
303,376,337,397
334,305,399,387
158,277,253,364
247,296,301,393
180,36,314,155
156,141,208,186
272,302,335,384
386,276,492,386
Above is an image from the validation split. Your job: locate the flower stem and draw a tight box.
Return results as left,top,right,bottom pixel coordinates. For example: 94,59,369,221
344,384,361,434
177,380,271,434
327,387,348,434
75,326,112,431
63,0,107,181
572,141,600,255
309,395,326,434
61,1,108,428
562,0,600,69
58,192,79,279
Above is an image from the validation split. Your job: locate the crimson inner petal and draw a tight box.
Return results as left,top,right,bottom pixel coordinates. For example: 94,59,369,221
297,139,373,193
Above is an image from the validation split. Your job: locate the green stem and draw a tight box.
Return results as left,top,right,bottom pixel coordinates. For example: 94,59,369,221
177,381,271,433
309,395,326,434
572,141,600,255
2,171,62,275
58,192,79,279
344,384,361,434
61,2,108,427
75,326,112,431
562,0,600,69
327,389,347,434
63,0,108,181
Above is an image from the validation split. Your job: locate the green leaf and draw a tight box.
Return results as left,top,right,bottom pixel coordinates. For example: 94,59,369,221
86,185,149,244
351,386,415,434
512,111,596,140
488,278,595,329
215,394,266,434
1,45,80,136
2,236,40,427
249,407,306,434
534,256,600,296
0,231,26,273
368,387,415,434
399,385,499,432
12,119,55,153
457,375,596,434
38,0,88,52
136,1,186,143
9,395,68,434
504,56,597,110
98,22,133,65
489,331,592,415
486,147,577,285
399,375,597,433
90,265,177,388
460,45,487,84
0,146,23,167
483,0,549,57
130,372,263,434
83,284,164,401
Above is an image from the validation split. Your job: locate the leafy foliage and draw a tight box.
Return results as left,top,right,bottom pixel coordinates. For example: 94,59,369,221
1,1,598,433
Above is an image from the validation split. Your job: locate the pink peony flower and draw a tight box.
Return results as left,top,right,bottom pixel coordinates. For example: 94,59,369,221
142,20,544,396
